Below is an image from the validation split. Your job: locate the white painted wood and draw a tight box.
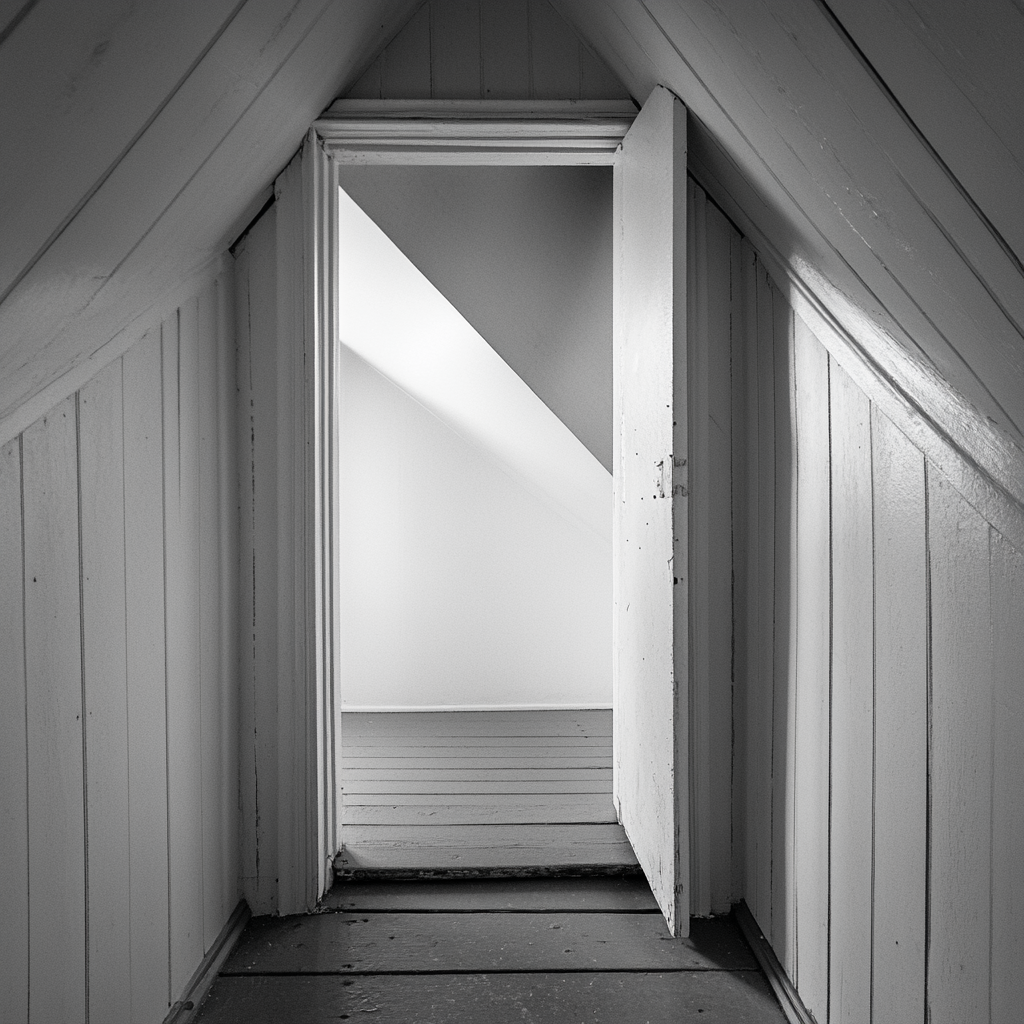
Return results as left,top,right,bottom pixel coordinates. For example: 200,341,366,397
927,471,993,1023
235,206,280,916
317,100,636,165
164,302,205,996
827,358,874,1024
771,279,797,977
271,135,342,912
686,181,712,918
383,1,431,99
121,328,172,1022
430,0,482,100
198,281,224,952
22,397,86,1024
529,0,582,99
0,0,419,428
563,0,1024,543
482,0,530,99
78,360,132,1024
791,313,830,1022
827,0,1024,263
216,268,241,926
614,85,688,937
749,248,776,938
870,408,927,1024
990,530,1024,1023
0,437,28,1024
0,0,241,303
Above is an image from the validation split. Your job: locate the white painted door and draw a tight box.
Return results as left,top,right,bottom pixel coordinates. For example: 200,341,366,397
613,85,689,937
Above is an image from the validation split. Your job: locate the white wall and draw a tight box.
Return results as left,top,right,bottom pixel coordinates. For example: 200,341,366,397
337,164,614,471
728,194,1024,1023
339,345,611,709
0,268,240,1024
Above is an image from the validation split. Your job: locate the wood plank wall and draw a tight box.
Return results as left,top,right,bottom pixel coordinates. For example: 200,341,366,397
346,0,629,101
729,192,1024,1023
0,269,240,1024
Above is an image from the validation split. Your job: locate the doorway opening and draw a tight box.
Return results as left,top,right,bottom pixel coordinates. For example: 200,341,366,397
332,164,628,875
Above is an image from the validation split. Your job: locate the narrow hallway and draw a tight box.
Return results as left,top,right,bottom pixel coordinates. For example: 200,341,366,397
193,876,788,1022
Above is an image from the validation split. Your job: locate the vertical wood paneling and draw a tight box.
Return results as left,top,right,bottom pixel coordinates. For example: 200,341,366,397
771,273,796,976
164,304,205,993
23,397,85,1024
871,409,927,1024
78,361,131,1024
198,283,224,950
990,531,1024,1023
0,437,28,1024
382,2,431,99
927,472,993,1023
529,0,580,98
704,200,734,914
122,328,171,1023
828,358,873,1024
752,253,775,936
792,314,830,1021
217,270,240,924
430,0,481,98
237,209,280,916
579,42,627,99
688,182,712,917
481,0,530,98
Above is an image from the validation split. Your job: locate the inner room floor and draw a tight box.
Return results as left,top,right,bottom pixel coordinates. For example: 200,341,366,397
193,876,789,1023
335,709,637,875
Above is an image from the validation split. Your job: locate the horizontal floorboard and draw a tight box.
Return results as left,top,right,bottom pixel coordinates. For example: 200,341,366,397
196,970,782,1023
342,736,614,751
321,877,661,913
342,768,612,782
341,780,613,795
343,799,617,827
222,913,758,974
342,756,609,770
343,711,612,737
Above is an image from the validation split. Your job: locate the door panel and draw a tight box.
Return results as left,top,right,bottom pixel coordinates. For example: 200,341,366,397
613,85,688,936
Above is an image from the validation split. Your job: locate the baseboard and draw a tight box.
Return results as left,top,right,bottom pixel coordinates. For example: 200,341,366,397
733,900,816,1024
341,703,613,713
163,898,251,1024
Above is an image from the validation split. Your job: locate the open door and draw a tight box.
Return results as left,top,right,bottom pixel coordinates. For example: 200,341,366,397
613,85,689,936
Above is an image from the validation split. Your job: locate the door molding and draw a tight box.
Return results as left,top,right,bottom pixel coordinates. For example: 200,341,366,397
278,98,713,915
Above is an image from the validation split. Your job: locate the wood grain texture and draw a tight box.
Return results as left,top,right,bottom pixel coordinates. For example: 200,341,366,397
78,360,132,1024
791,311,830,1022
122,328,172,1022
22,397,86,1024
870,408,927,1024
222,912,756,975
615,84,688,937
343,796,617,826
198,280,224,951
336,824,639,873
771,272,796,977
323,875,660,912
164,303,206,993
0,437,28,1023
827,357,873,1024
216,268,241,931
345,0,629,102
197,969,783,1023
989,530,1024,1022
927,471,993,1023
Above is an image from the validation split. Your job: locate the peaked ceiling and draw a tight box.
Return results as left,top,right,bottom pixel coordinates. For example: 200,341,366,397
1,0,1021,510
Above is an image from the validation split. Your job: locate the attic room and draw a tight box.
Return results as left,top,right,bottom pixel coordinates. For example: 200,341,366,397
1,1,1021,1023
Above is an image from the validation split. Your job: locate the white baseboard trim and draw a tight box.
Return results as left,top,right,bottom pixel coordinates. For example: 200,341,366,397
340,703,613,713
733,900,815,1024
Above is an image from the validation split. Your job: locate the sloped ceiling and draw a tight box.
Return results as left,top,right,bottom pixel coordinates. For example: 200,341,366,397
1,0,1022,507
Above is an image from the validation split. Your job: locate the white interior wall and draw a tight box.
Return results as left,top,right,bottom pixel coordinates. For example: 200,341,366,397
340,346,611,709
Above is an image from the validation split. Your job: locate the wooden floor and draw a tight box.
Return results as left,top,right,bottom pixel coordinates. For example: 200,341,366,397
194,877,788,1023
336,710,638,875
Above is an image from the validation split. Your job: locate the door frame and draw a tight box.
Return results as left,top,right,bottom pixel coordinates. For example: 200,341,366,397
276,95,712,912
